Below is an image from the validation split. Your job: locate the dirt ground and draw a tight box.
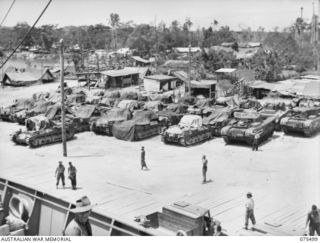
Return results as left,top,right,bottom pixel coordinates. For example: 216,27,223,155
0,81,319,235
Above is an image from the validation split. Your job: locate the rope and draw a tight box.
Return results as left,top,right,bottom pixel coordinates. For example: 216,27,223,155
0,0,16,26
0,0,53,70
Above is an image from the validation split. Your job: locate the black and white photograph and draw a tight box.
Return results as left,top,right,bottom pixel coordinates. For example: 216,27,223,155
0,0,319,240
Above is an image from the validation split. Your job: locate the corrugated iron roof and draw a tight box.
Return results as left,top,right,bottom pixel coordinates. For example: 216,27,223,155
215,68,236,73
131,56,151,64
173,47,201,53
101,69,139,77
144,74,176,81
191,80,217,88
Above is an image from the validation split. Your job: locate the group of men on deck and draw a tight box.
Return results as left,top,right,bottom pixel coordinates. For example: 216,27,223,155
55,161,77,190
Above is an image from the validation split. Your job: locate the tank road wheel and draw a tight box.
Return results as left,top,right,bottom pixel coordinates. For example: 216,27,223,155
29,139,39,148
269,130,274,138
282,127,289,134
90,123,96,132
304,129,312,137
163,137,168,144
186,137,194,146
179,138,187,146
222,136,230,144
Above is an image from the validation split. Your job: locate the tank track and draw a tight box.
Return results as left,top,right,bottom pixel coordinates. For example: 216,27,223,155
163,129,212,146
28,128,75,148
91,122,113,136
133,124,160,141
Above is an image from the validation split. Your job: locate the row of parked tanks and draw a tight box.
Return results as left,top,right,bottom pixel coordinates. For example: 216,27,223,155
1,86,320,148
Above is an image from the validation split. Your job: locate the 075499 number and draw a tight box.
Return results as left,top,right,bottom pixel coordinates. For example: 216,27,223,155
300,237,318,241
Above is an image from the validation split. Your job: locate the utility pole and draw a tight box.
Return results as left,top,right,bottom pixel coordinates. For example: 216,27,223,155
318,0,320,70
188,44,191,96
301,7,304,19
311,1,320,70
60,39,67,157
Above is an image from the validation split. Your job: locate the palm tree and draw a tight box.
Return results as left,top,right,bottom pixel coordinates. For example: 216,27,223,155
109,13,120,51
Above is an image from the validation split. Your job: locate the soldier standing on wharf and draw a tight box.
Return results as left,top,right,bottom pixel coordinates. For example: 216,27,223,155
141,146,148,170
68,162,77,190
305,205,320,236
202,155,208,183
244,192,256,230
252,133,260,151
55,161,65,189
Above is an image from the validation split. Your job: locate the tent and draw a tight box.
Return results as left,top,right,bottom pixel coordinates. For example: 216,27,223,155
2,69,55,86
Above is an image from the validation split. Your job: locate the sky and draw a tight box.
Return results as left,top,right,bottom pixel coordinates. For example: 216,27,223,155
0,0,318,30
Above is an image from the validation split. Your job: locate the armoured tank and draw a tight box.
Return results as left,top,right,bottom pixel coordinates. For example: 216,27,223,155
161,115,212,146
259,102,290,130
0,98,35,122
14,101,54,125
68,104,100,133
279,107,320,137
202,106,233,136
239,98,262,110
112,110,160,141
12,125,75,148
91,108,132,136
158,103,187,130
187,99,212,116
220,110,275,145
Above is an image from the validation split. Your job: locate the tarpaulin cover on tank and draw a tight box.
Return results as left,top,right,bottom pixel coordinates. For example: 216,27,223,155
239,98,262,110
187,99,212,114
233,111,260,120
32,92,50,101
71,105,97,119
86,96,101,104
96,108,132,126
45,104,73,120
100,97,117,107
143,101,163,112
120,92,138,100
179,115,202,128
104,91,120,99
165,103,188,114
195,99,211,108
26,114,51,131
203,107,232,125
13,98,35,110
47,92,62,103
112,110,158,141
117,100,139,110
28,101,54,115
158,110,183,125
66,93,86,104
178,96,196,105
215,96,238,107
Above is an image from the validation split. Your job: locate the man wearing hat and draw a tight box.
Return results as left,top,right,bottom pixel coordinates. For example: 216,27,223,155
202,155,208,183
64,196,93,236
55,161,65,189
252,133,260,151
305,205,320,236
244,192,256,230
141,146,148,170
68,162,77,190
